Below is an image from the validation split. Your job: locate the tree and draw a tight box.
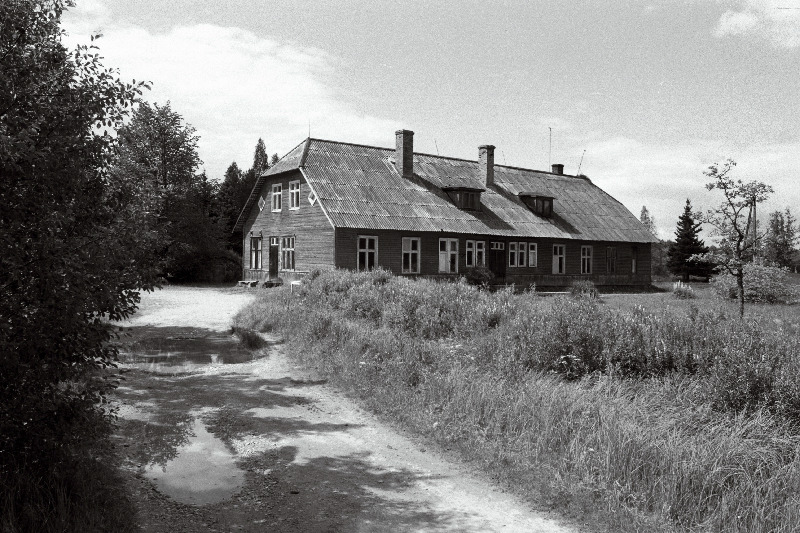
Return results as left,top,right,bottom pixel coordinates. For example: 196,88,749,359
763,208,798,269
639,206,657,237
1,0,155,526
697,159,773,317
113,102,234,281
666,200,712,281
253,138,269,176
271,153,279,166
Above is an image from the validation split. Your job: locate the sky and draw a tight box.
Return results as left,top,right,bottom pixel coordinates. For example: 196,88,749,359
62,0,800,239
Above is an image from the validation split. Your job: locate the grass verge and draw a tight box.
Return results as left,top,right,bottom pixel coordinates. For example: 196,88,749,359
233,269,800,532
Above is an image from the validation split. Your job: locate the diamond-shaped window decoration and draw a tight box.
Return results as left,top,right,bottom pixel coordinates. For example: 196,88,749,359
308,191,317,205
258,196,266,211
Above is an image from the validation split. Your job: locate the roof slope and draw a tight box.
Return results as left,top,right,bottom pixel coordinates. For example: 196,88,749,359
302,140,655,242
236,137,656,243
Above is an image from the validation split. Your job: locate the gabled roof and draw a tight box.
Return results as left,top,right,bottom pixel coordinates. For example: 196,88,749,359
236,138,657,243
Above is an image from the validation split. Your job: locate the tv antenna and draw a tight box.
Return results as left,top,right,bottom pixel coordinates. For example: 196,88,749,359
577,149,586,175
548,127,552,168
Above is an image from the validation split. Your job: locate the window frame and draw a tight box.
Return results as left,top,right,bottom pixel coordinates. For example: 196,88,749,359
466,240,476,268
249,236,262,270
606,246,617,274
401,237,420,274
279,236,295,271
289,180,301,210
552,244,565,274
357,235,378,271
271,183,282,212
528,243,538,267
508,242,517,267
438,238,459,274
631,246,638,274
475,241,486,267
581,245,593,275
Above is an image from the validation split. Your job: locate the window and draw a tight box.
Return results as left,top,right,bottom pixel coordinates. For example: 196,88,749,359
508,242,517,267
631,246,638,274
258,196,266,212
552,244,565,274
528,243,538,267
606,247,617,273
475,241,486,266
445,189,481,210
271,184,282,211
289,181,300,209
535,197,553,218
249,236,262,269
358,236,377,271
466,240,486,267
281,236,295,270
439,238,458,273
518,243,527,267
581,246,592,274
402,237,420,274
308,191,317,205
490,241,505,250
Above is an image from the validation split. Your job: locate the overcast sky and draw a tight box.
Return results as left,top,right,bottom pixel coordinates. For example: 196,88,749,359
62,0,800,239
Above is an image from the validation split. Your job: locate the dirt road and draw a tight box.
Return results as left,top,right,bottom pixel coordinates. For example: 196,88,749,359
114,286,578,533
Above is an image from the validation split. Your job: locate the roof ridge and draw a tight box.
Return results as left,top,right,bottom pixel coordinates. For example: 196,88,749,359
307,138,581,177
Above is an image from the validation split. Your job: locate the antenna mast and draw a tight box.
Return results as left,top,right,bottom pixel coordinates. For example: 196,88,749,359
577,149,586,176
548,127,552,168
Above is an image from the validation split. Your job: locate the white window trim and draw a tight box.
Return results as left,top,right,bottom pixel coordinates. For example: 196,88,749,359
358,235,378,271
607,246,617,274
553,244,565,275
271,183,282,212
280,236,295,271
401,237,421,274
508,242,517,267
475,241,486,267
289,180,301,210
250,236,262,270
581,245,593,275
518,242,527,268
438,238,459,274
528,243,538,267
258,196,266,212
466,240,475,268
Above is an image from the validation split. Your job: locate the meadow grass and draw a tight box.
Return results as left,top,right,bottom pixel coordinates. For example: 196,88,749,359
234,269,800,532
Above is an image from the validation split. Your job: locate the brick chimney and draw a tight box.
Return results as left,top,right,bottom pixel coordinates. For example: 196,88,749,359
395,130,414,180
479,145,495,186
551,163,564,175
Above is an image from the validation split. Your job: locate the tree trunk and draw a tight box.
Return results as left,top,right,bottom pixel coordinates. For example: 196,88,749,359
737,268,745,318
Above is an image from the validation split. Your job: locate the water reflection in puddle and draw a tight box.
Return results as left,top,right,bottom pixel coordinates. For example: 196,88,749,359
145,418,244,505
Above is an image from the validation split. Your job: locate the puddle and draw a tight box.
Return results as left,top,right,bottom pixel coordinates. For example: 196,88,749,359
117,326,260,372
145,418,244,505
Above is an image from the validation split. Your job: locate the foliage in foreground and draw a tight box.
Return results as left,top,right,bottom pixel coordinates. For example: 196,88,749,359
711,260,799,304
234,269,800,532
1,1,151,529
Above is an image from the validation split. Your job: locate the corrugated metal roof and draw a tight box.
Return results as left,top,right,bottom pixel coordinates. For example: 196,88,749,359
237,138,657,243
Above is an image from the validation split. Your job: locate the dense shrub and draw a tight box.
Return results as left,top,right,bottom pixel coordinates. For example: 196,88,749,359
570,279,598,299
234,269,800,532
712,261,798,303
463,266,495,287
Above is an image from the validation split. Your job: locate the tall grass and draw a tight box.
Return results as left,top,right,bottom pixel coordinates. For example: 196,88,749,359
234,269,800,532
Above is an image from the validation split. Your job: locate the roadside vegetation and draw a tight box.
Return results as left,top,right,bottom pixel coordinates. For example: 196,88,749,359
234,269,800,533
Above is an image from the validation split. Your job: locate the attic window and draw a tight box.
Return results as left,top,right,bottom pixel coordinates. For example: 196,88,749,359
519,193,554,218
258,196,266,212
443,188,483,211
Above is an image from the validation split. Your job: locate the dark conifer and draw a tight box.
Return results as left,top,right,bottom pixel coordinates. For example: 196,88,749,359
667,199,712,281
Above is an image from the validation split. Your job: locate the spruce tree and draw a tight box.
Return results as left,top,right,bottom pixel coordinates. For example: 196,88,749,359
667,199,712,281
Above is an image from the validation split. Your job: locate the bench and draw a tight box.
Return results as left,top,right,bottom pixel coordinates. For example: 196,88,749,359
237,280,259,287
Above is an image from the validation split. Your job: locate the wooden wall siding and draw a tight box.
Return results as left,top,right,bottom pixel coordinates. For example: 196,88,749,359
241,169,334,281
334,228,651,287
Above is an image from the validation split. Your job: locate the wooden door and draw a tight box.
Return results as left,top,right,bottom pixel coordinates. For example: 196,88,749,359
269,238,279,279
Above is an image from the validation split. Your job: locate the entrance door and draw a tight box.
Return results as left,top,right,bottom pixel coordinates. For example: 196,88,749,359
488,241,506,280
269,237,279,279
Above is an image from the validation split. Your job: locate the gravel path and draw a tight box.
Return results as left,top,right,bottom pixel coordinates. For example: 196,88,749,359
113,286,579,533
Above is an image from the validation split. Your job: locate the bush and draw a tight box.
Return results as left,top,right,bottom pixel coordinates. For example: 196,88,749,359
672,280,696,299
570,279,598,299
711,260,798,303
463,266,495,287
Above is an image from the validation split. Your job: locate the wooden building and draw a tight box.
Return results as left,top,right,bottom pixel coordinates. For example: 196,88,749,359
234,130,656,288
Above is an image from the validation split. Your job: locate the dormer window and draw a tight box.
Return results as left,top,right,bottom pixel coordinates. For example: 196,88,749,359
519,192,554,218
443,187,483,211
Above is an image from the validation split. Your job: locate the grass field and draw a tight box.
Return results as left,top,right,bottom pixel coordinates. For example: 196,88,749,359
233,270,800,533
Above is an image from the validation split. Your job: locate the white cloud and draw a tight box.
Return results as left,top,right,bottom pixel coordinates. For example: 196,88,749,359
715,0,800,48
61,1,397,180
